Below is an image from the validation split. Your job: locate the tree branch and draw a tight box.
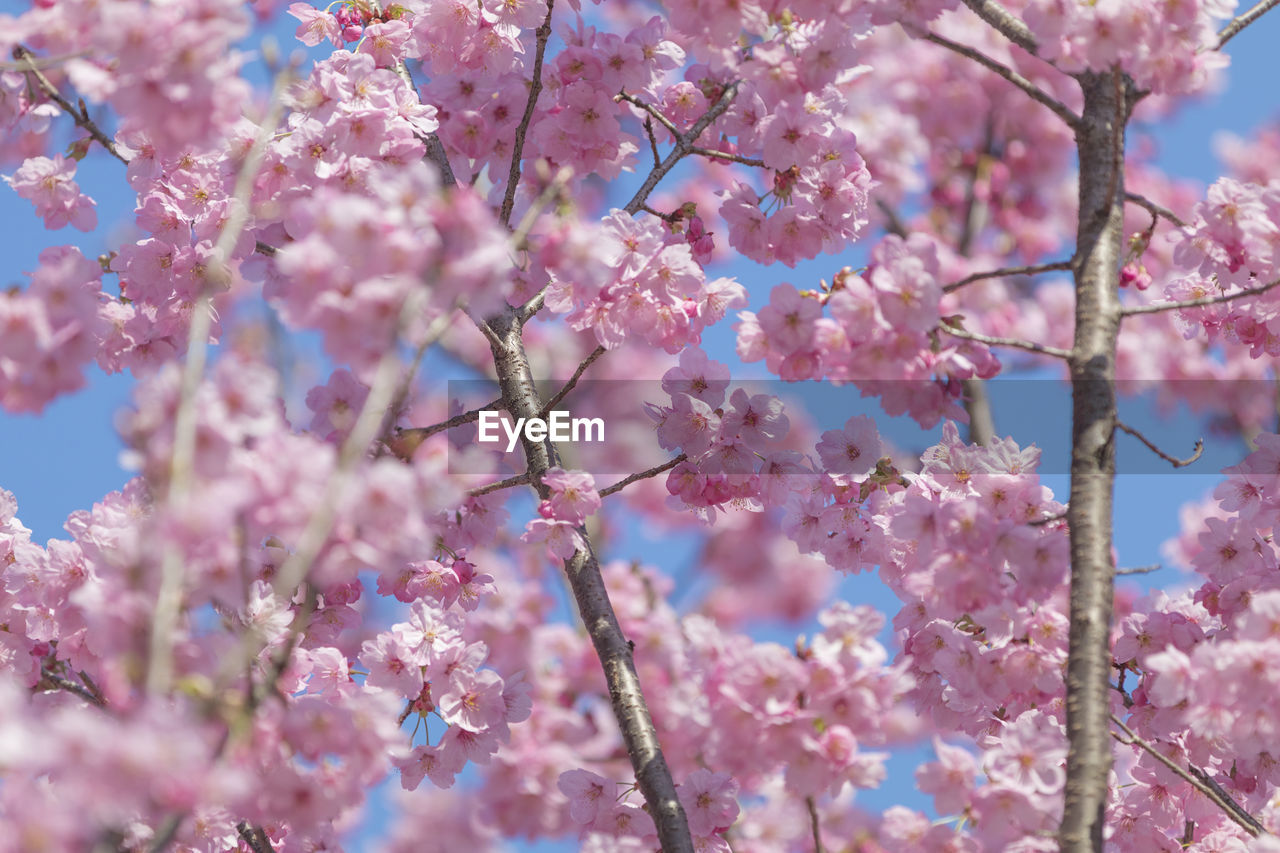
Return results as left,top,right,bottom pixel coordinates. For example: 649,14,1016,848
1110,715,1263,837
1120,277,1280,316
467,472,533,497
541,345,607,416
12,45,128,164
485,306,693,852
923,33,1079,130
389,58,458,188
1124,192,1186,229
38,665,107,707
623,82,740,216
1058,68,1129,853
236,822,275,853
1116,420,1203,468
1216,0,1280,49
805,796,826,853
599,455,688,499
940,323,1073,359
386,399,501,460
959,0,1040,53
943,259,1073,293
499,0,556,227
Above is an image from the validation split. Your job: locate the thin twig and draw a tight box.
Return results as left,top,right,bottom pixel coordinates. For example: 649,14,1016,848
1116,564,1161,576
616,90,679,135
38,665,107,707
876,199,910,239
541,345,607,416
1029,509,1068,527
1109,714,1263,837
643,117,661,168
805,796,826,853
689,146,767,168
959,0,1040,53
1116,421,1204,468
623,82,741,216
12,46,128,164
1124,192,1186,229
923,33,1079,130
1121,277,1280,316
468,471,533,497
599,454,688,499
943,259,1073,294
387,398,501,459
499,0,556,227
940,323,1073,359
1216,0,1280,49
511,165,574,252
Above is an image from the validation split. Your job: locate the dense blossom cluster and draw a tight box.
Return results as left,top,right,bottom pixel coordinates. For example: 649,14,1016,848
2,0,1280,849
736,234,1000,426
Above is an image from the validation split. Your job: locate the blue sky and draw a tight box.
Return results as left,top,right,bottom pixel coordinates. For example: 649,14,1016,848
1,6,1278,849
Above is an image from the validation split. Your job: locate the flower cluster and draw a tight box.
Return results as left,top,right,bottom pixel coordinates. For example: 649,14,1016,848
0,246,105,413
737,234,1000,426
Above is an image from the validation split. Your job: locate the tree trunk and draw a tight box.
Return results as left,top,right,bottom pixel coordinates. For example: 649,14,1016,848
1059,69,1129,852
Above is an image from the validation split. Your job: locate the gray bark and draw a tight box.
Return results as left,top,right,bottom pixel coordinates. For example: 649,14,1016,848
486,308,693,852
1059,69,1129,852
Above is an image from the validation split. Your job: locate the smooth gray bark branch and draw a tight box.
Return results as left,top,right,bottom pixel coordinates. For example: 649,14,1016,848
484,308,693,852
1059,68,1128,853
1216,0,1280,49
960,0,1040,53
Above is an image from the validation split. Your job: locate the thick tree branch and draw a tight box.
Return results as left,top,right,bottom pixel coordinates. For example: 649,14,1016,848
959,0,1040,53
12,45,128,164
235,822,275,853
389,58,458,188
499,0,556,227
1059,68,1129,853
599,455,688,499
1120,277,1280,316
484,307,693,852
923,33,1078,129
1116,420,1203,468
1216,0,1280,49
